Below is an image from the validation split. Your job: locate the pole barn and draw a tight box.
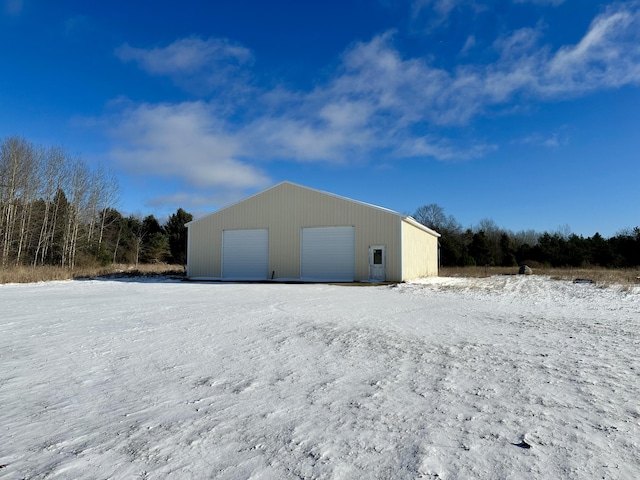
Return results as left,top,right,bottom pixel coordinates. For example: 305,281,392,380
187,182,440,282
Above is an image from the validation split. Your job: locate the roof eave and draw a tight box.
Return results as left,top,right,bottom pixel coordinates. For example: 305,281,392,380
402,216,441,237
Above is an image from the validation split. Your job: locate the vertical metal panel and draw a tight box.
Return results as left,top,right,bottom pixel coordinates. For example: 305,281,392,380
301,226,355,281
401,219,439,280
222,229,268,279
186,224,192,277
187,219,217,278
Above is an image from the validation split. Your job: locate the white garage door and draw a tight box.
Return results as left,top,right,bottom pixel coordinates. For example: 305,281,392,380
301,226,355,281
222,229,268,279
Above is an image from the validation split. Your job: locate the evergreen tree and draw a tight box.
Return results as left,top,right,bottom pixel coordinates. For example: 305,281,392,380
498,233,517,267
588,233,614,267
143,232,170,263
468,231,494,266
165,208,193,265
140,214,169,263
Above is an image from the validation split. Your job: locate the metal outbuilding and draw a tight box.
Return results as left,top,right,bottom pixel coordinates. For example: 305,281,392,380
186,182,440,282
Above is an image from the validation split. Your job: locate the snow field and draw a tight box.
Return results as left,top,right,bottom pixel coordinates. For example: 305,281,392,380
1,276,639,479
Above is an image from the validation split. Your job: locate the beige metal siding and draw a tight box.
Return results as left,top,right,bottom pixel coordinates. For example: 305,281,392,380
188,182,403,281
401,219,439,280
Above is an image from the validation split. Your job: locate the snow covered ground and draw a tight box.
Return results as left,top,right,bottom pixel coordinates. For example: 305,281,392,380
1,275,639,479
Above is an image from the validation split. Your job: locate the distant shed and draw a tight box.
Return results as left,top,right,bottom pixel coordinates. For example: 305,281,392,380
186,182,440,282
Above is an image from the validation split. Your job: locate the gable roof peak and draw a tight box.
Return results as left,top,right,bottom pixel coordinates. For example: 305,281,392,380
186,180,439,237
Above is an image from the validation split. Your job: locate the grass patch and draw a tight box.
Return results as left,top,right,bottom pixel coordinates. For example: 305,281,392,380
0,264,186,284
439,265,640,287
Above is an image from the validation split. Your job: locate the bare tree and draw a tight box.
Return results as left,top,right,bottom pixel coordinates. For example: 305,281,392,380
33,146,69,266
127,215,147,266
112,216,123,264
1,135,121,268
413,203,462,234
0,136,37,266
96,169,120,249
413,204,447,230
14,145,43,264
62,158,91,269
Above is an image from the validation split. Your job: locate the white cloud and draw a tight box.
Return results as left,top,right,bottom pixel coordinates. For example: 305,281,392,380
390,2,640,118
460,35,477,55
517,131,565,148
493,26,542,60
115,37,251,75
107,101,270,190
395,136,498,160
246,114,376,163
515,124,570,147
106,2,640,196
115,37,253,95
544,3,640,94
297,2,639,149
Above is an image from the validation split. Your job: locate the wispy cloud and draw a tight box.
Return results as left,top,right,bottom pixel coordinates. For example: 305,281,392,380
115,37,253,95
115,37,251,75
64,15,90,37
516,128,569,148
460,35,477,55
410,0,485,31
394,136,498,160
107,1,640,201
413,0,565,23
4,0,23,15
513,0,565,5
411,0,463,19
544,3,640,94
408,0,564,34
145,191,248,214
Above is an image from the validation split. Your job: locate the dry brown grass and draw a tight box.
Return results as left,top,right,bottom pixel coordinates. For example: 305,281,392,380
439,265,640,287
0,264,186,284
3,264,638,288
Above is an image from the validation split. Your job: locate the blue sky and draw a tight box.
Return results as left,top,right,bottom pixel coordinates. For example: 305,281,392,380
1,0,639,237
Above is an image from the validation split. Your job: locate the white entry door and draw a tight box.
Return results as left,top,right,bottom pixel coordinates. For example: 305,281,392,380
369,245,386,281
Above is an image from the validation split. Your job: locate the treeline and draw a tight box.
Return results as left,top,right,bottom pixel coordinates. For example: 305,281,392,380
0,135,192,269
4,134,638,270
414,204,640,268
